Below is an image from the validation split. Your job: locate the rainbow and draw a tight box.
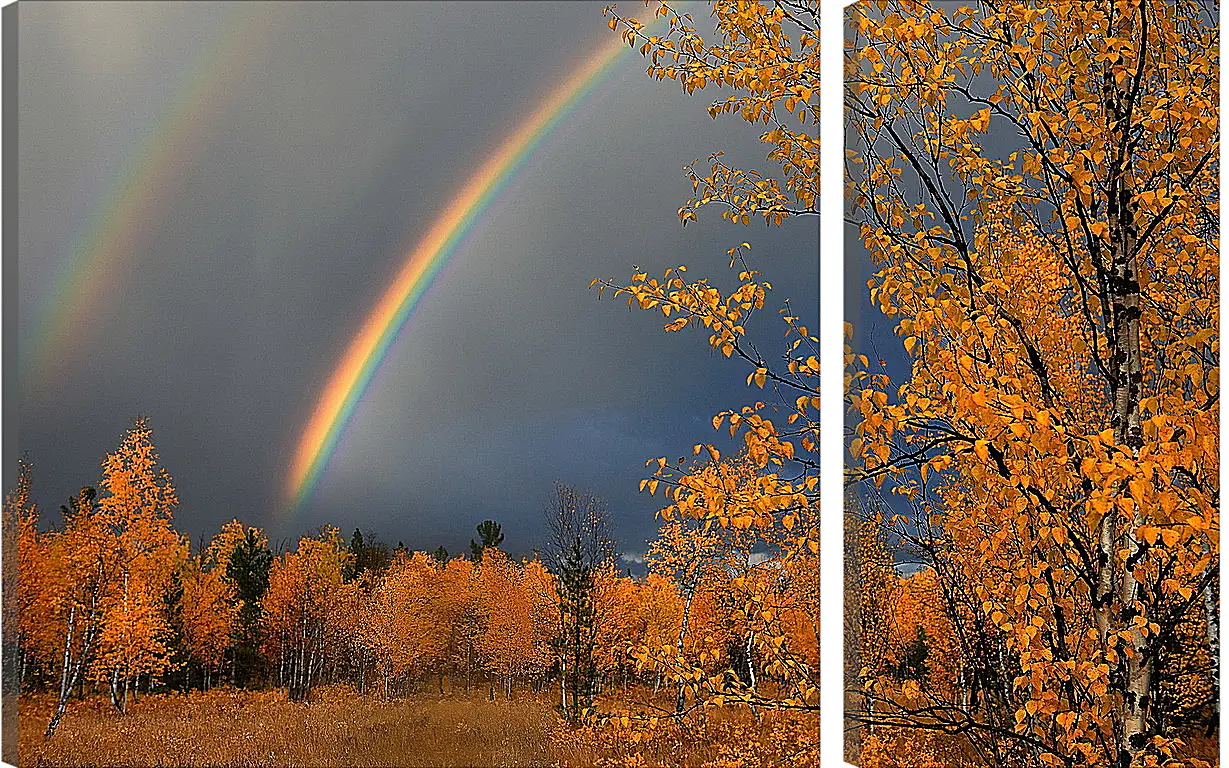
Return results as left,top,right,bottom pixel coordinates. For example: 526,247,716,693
28,4,277,381
285,32,638,510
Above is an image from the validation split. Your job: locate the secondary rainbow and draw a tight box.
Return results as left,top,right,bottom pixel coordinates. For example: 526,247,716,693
28,4,276,380
285,33,634,510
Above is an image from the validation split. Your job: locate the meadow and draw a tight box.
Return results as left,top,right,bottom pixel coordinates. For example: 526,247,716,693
16,685,818,768
20,686,561,768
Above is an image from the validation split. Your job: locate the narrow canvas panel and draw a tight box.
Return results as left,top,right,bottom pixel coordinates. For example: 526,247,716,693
2,2,819,766
843,2,1219,767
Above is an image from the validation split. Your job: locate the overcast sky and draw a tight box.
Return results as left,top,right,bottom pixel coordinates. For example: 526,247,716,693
12,2,817,559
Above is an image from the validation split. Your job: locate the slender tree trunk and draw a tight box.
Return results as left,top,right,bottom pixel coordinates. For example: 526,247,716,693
304,630,320,702
465,637,473,697
1106,43,1151,762
1204,570,1219,721
1056,14,1158,768
745,632,757,691
675,586,696,713
112,574,130,714
46,606,78,738
296,608,308,700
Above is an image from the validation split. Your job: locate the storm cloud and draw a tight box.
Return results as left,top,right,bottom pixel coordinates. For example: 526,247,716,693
12,2,817,558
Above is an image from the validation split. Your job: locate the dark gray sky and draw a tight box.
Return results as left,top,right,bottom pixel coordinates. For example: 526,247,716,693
13,2,817,559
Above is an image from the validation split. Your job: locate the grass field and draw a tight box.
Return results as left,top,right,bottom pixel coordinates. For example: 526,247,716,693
17,685,821,768
19,687,568,768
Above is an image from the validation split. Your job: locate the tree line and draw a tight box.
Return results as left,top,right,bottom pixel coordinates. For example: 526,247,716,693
5,419,818,740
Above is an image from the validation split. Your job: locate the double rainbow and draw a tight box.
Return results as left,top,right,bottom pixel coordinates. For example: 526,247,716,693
284,32,636,510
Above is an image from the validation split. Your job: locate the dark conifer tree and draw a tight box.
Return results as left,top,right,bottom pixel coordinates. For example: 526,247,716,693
544,485,613,722
470,520,505,560
226,529,272,687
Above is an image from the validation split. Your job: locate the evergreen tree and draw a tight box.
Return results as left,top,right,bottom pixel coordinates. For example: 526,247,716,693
226,529,272,687
557,540,600,716
896,625,931,683
346,528,365,580
470,520,504,561
544,485,613,722
164,568,189,690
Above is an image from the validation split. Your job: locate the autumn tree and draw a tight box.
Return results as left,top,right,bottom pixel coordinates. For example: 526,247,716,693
886,569,957,695
433,555,490,696
5,459,44,691
598,0,820,490
358,549,556,699
159,520,252,689
523,557,564,693
600,448,820,720
592,568,654,690
645,460,764,711
0,461,28,768
204,519,248,573
359,550,451,697
777,528,821,676
172,554,238,689
263,526,353,702
474,549,549,698
39,486,105,737
31,420,184,735
845,2,1218,766
843,491,904,759
88,418,185,714
326,579,367,693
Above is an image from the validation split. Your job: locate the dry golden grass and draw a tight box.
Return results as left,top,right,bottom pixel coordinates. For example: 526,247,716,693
19,686,562,768
550,703,819,768
18,685,821,768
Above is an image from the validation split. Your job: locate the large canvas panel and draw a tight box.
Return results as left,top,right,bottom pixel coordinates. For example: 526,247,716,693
2,2,819,766
844,2,1219,766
